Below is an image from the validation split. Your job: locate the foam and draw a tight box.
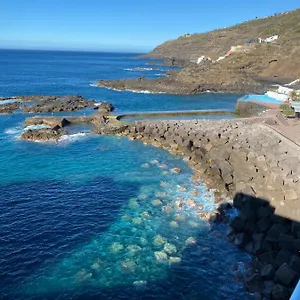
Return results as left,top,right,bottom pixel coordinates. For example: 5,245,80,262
59,132,90,144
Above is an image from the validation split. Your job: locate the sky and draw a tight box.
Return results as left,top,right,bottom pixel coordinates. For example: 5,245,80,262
0,0,299,53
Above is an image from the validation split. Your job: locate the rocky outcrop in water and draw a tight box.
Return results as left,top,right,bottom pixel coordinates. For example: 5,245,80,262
21,127,65,142
0,102,20,114
95,102,115,113
22,95,96,113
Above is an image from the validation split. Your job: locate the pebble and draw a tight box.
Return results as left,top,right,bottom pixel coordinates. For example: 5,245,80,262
170,220,179,228
154,251,168,263
185,237,197,246
152,199,163,207
169,257,182,265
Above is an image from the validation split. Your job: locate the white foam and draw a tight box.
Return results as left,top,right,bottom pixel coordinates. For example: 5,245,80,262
123,67,155,72
0,99,21,105
100,86,166,94
59,132,90,144
24,124,50,131
5,126,23,135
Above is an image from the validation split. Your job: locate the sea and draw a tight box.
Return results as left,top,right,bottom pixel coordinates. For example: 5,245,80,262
0,50,252,300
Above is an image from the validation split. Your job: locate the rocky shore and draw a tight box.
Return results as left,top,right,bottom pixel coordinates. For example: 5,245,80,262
19,102,300,298
92,117,300,299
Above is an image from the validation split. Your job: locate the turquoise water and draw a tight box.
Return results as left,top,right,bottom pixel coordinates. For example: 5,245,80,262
0,50,252,299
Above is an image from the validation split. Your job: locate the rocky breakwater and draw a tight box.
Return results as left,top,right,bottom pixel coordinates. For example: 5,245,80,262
96,117,300,299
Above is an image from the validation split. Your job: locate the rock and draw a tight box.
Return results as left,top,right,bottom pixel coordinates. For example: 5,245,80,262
0,102,20,114
169,221,179,228
164,243,177,255
261,264,275,279
289,255,300,273
278,233,294,250
23,95,95,113
120,259,137,273
169,256,182,265
275,249,293,266
245,274,264,293
153,235,167,247
97,102,114,113
272,284,291,300
185,237,197,246
126,244,142,256
133,280,147,289
76,269,92,282
110,242,124,253
172,168,181,174
21,128,65,142
234,233,250,247
262,280,275,298
151,199,163,207
154,251,168,263
230,216,245,232
275,263,296,287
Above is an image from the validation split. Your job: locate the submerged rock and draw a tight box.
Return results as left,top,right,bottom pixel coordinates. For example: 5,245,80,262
170,220,179,228
152,199,163,207
91,259,105,271
120,259,137,273
164,243,177,255
132,217,143,225
76,269,92,282
133,280,147,289
153,235,167,247
169,256,182,265
126,244,142,256
141,163,150,168
172,168,181,174
185,237,197,246
154,251,168,263
110,242,124,253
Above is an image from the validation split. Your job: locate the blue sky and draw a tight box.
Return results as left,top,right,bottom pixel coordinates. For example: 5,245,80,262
0,0,299,52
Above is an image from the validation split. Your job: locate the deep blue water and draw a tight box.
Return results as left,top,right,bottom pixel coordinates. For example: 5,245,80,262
0,50,252,300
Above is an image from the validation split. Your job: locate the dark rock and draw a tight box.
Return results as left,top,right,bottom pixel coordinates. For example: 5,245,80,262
230,216,245,232
245,274,264,293
290,255,300,273
96,102,114,113
259,251,277,265
262,280,275,298
261,264,275,279
21,128,65,142
272,284,291,300
234,232,250,247
257,205,274,219
278,233,294,250
0,102,20,114
275,249,293,266
257,218,272,233
275,263,296,286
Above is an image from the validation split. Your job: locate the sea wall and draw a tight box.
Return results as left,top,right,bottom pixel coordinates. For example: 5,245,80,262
99,118,300,299
236,100,271,117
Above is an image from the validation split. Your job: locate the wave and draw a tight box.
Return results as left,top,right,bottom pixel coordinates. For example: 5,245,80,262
5,126,23,135
24,124,51,131
123,67,156,72
101,86,166,94
59,132,91,144
0,99,22,105
89,81,98,87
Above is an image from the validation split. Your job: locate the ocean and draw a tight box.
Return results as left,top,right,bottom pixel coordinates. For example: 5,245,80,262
0,50,252,300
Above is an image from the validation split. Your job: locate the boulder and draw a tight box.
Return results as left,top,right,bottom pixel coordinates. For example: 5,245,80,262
275,263,297,287
245,274,264,293
96,101,114,113
272,284,291,300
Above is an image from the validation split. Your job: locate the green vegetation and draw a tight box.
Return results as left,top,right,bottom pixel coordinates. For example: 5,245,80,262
290,91,300,101
280,103,295,116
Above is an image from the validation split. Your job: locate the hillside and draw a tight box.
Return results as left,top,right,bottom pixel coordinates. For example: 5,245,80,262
147,9,300,62
98,9,300,94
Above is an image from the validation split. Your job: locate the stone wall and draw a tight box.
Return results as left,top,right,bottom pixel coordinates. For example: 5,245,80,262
99,117,300,299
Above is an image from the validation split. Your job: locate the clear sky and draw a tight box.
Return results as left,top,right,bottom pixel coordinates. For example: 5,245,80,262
1,0,299,53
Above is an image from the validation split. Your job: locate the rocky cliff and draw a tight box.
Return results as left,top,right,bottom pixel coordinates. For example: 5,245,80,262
98,9,300,94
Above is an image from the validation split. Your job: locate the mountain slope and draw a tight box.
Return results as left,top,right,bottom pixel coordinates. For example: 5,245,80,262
147,9,300,62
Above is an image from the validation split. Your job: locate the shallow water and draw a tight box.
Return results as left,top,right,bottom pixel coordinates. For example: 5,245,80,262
0,50,252,299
